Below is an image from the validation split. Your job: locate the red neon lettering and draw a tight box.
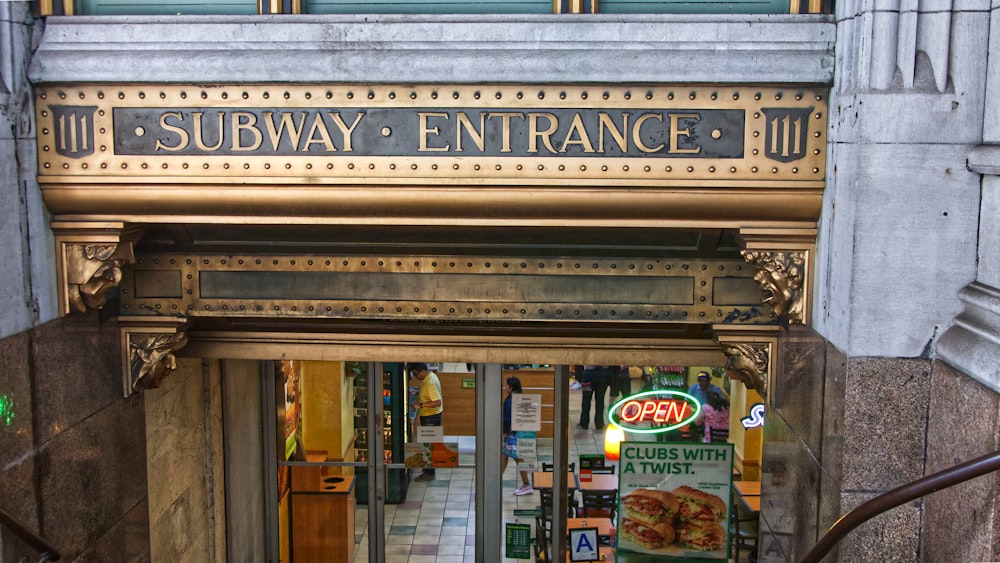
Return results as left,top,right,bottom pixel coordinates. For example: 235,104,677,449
620,401,643,422
639,401,659,421
664,401,689,422
617,399,692,426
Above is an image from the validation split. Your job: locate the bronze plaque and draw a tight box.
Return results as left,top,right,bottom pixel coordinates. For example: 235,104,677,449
37,84,827,185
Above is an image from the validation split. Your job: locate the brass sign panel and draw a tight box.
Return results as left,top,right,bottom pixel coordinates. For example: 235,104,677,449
119,253,774,324
37,85,827,185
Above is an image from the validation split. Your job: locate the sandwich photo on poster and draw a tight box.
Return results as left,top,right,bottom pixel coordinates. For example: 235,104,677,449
616,441,733,559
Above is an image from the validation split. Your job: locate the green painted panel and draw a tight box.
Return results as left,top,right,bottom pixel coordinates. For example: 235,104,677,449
75,0,258,15
303,0,552,14
74,0,790,16
600,0,789,13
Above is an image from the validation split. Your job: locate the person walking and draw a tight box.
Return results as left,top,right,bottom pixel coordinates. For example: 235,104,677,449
410,362,443,482
697,391,731,443
502,376,533,496
576,365,615,430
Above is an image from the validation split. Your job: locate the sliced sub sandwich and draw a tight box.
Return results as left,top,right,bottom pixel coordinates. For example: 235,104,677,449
620,517,676,550
672,485,727,526
677,521,726,551
621,488,679,526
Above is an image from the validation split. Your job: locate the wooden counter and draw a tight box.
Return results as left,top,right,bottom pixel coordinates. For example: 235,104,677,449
291,471,356,563
434,367,557,438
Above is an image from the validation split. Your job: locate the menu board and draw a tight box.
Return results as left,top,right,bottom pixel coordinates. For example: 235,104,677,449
616,441,733,559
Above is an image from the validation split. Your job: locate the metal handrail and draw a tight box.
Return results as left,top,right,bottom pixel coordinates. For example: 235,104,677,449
799,449,1000,563
0,507,61,561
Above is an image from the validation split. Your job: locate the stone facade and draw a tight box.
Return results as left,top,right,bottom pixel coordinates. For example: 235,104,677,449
1,4,999,563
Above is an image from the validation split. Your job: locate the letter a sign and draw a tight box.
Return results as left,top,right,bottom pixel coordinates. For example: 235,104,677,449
51,105,97,158
762,107,812,163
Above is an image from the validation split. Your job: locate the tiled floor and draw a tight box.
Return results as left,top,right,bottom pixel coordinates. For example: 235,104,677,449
350,388,757,562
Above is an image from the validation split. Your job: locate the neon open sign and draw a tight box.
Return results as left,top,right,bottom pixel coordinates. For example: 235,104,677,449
608,390,702,434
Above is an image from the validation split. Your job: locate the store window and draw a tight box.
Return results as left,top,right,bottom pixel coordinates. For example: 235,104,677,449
267,360,762,561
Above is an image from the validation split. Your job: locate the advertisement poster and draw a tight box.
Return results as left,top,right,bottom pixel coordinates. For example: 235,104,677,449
404,442,460,468
616,441,733,559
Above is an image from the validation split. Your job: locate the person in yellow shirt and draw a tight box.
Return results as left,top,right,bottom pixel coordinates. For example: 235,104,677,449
409,363,443,481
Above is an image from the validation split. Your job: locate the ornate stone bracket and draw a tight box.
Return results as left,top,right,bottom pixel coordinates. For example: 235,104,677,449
52,222,145,316
119,317,189,397
738,228,815,325
712,325,778,399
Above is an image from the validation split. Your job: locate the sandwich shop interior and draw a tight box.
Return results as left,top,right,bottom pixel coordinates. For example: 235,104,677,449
275,361,765,562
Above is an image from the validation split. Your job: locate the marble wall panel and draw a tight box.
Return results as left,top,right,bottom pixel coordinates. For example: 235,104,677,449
40,383,147,558
922,360,1000,562
0,315,149,560
771,324,830,460
146,357,217,563
760,406,822,562
837,491,921,562
75,499,150,562
0,330,40,561
841,357,931,490
29,311,124,444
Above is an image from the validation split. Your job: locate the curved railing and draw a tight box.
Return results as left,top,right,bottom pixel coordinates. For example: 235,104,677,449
799,449,1000,563
0,507,61,562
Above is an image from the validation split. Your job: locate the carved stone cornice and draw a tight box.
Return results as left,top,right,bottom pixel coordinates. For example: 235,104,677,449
52,222,146,316
119,317,189,397
738,228,815,325
712,324,778,399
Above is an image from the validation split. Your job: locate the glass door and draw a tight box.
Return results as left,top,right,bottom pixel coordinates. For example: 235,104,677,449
272,360,501,562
